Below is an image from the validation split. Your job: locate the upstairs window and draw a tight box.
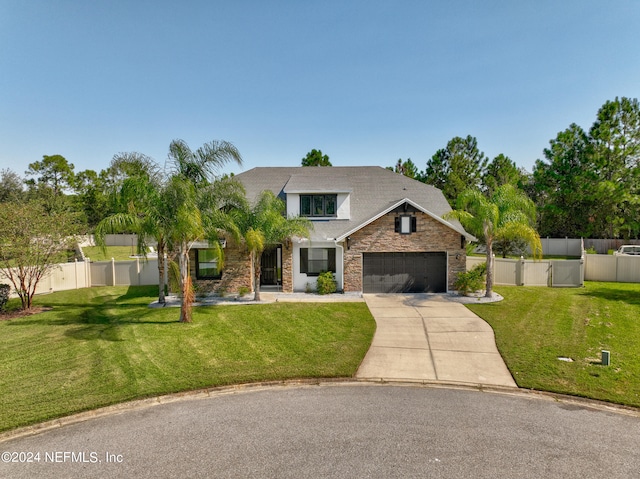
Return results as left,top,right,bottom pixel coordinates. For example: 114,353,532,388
300,194,337,217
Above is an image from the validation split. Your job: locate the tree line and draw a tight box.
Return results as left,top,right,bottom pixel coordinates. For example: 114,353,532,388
2,96,637,240
386,97,639,240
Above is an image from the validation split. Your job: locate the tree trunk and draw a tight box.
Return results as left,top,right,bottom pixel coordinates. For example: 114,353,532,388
19,276,30,310
178,242,192,323
253,252,261,302
485,241,494,298
157,241,166,304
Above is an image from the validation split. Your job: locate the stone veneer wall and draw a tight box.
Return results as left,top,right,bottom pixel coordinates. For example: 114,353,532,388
280,242,293,293
343,212,466,292
189,239,253,295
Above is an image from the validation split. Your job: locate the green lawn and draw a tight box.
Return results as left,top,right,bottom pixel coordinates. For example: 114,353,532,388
82,245,143,261
467,282,640,408
0,286,376,432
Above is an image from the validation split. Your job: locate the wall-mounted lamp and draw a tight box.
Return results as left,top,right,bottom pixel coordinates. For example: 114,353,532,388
346,236,351,250
455,253,461,260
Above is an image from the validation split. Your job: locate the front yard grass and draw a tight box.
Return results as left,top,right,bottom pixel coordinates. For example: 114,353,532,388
466,282,640,408
0,286,375,432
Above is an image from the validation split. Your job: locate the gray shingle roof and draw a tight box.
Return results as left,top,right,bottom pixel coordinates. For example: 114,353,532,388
234,166,473,241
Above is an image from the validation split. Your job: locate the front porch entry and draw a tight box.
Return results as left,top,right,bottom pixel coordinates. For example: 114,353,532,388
260,245,282,290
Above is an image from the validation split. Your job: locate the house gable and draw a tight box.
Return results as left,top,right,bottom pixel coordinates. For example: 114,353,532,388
336,198,476,243
343,209,467,292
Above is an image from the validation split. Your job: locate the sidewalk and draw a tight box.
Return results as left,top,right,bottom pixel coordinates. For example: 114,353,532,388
356,294,517,388
149,291,364,308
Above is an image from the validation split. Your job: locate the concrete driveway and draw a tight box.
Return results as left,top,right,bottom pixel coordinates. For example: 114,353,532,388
357,294,517,387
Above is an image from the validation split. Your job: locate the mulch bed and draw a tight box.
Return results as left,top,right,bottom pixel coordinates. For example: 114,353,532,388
0,306,52,320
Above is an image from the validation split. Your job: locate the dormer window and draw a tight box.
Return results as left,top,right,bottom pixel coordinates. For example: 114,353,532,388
300,194,337,217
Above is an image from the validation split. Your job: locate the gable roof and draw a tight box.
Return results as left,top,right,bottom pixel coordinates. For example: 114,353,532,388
233,166,475,242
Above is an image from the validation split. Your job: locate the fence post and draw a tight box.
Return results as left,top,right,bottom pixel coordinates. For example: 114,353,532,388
111,258,116,286
136,257,141,286
85,259,92,288
518,256,525,286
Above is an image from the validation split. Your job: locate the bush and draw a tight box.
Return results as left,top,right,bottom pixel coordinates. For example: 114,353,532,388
0,284,10,311
316,271,337,295
455,263,487,294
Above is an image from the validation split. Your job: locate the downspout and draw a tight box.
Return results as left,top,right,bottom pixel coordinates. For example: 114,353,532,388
333,239,344,293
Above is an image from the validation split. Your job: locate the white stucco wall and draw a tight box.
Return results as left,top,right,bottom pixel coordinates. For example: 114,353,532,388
292,240,344,292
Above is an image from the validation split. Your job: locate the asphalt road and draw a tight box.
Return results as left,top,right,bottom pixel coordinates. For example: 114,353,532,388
1,384,639,478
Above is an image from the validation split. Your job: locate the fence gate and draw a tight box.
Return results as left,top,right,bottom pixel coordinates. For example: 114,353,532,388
551,260,584,287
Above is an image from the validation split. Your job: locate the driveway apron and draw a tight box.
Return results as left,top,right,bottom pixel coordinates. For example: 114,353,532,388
357,294,517,388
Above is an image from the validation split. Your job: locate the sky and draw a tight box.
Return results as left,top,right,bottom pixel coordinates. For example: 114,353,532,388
1,0,639,179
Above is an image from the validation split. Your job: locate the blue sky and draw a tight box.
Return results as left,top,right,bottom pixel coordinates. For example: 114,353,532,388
1,1,639,178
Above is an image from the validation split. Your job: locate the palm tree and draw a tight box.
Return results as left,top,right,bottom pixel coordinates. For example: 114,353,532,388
164,139,243,322
95,158,170,304
232,191,311,301
445,184,542,297
96,139,243,321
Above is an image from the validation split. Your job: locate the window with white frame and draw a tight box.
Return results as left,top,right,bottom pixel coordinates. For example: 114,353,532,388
300,248,336,275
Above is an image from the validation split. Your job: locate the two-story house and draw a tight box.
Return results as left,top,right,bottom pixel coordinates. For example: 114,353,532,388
190,166,475,294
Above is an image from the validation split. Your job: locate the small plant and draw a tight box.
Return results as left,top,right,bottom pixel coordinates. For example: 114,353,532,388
316,271,337,295
238,286,250,297
585,246,598,254
0,284,10,311
455,263,487,295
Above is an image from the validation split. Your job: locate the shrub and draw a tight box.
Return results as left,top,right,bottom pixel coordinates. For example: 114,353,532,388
455,263,487,294
238,286,250,297
316,271,337,295
0,284,10,311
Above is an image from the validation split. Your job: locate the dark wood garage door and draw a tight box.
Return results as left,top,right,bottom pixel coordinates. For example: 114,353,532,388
363,252,447,293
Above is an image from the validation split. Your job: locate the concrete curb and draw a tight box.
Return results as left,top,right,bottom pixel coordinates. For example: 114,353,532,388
2,379,639,444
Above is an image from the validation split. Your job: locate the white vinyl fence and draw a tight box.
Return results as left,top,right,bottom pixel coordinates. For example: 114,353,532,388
89,258,160,286
1,258,161,299
584,254,640,282
466,256,582,287
467,254,640,287
3,251,639,299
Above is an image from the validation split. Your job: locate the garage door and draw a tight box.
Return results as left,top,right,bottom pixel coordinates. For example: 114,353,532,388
363,252,447,293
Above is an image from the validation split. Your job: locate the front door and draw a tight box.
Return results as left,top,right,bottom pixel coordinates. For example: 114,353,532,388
260,246,282,286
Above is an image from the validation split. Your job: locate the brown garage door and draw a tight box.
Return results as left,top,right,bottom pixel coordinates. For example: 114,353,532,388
362,252,447,293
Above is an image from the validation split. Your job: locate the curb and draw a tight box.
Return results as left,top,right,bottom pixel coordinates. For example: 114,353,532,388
2,379,639,444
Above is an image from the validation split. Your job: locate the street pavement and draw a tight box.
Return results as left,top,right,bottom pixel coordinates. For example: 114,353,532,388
1,384,638,478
